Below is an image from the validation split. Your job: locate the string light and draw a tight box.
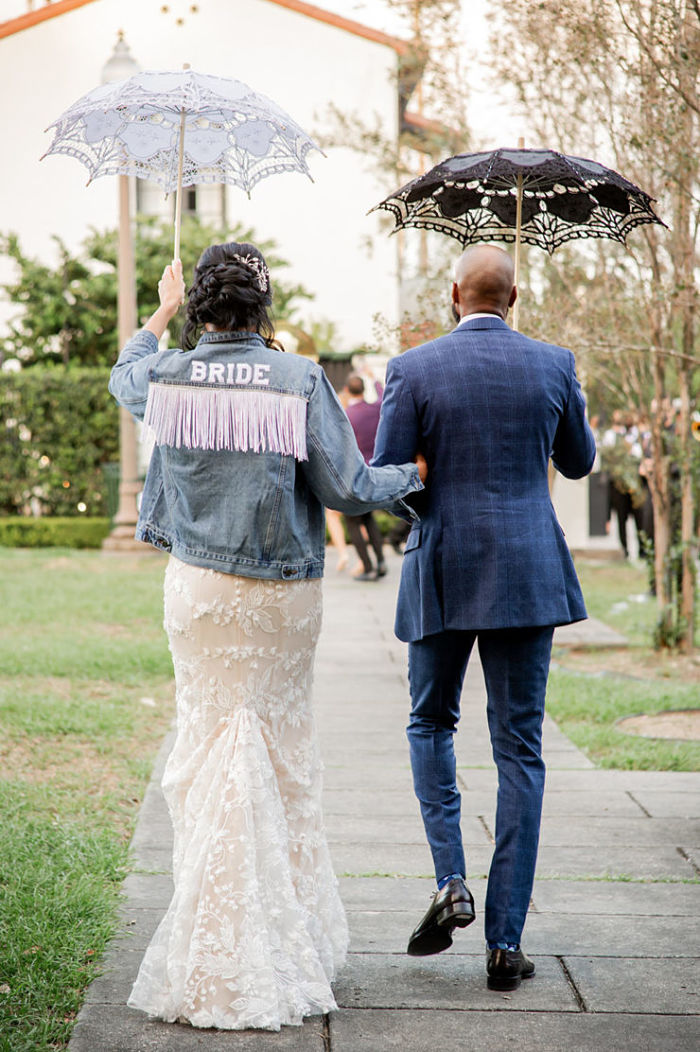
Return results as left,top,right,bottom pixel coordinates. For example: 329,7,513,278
159,1,200,26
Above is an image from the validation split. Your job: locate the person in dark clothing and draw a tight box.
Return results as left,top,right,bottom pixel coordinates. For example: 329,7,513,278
343,374,387,581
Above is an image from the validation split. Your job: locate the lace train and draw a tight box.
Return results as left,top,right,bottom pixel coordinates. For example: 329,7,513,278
128,558,348,1030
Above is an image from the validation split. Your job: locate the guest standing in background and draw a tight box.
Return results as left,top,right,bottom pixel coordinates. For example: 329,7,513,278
343,373,387,581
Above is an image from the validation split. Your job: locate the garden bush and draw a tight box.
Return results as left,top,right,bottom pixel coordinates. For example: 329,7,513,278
0,368,118,516
0,517,111,548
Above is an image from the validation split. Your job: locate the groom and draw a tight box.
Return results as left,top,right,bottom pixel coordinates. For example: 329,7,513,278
372,245,595,990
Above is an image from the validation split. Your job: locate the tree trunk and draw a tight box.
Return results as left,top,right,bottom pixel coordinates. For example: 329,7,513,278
674,6,698,653
678,358,696,652
648,349,672,641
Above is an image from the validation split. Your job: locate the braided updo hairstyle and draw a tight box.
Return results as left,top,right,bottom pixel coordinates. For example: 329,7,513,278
181,242,280,350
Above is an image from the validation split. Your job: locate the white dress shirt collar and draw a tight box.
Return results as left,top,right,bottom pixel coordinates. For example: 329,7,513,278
457,312,501,327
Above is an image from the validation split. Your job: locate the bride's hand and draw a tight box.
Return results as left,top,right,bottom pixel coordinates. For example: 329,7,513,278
415,452,428,483
157,259,186,317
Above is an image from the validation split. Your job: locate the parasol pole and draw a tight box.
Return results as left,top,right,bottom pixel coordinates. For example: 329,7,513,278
173,64,190,262
512,135,525,331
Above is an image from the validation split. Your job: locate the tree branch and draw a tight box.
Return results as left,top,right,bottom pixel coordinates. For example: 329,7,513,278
613,0,700,115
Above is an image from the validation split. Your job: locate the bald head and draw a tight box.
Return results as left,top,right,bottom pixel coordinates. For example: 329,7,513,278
452,245,517,321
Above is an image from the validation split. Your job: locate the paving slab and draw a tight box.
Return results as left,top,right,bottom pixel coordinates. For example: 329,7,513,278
532,844,696,880
323,789,425,817
455,767,700,792
127,846,174,871
322,764,415,792
325,813,491,846
334,952,578,1011
682,847,700,874
329,1009,700,1052
314,681,408,704
531,879,700,916
536,815,700,847
522,912,700,957
554,617,628,647
541,748,596,769
564,955,700,1014
630,790,700,818
317,715,410,737
539,790,645,817
114,907,166,951
337,876,486,913
83,948,148,1006
332,840,698,883
70,1005,326,1051
329,841,441,878
345,910,478,955
344,907,699,959
121,872,173,909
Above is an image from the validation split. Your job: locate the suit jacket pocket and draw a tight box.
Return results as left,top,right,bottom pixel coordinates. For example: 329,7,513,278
404,527,422,552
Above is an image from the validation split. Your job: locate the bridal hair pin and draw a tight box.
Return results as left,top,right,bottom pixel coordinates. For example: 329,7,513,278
232,253,269,293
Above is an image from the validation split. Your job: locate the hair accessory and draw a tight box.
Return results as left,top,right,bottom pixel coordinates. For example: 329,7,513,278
232,253,269,293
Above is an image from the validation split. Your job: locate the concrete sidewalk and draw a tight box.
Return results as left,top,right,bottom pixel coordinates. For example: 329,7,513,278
70,550,700,1051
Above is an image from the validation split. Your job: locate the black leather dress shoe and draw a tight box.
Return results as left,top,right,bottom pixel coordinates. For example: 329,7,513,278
376,560,388,577
486,947,535,991
407,877,475,956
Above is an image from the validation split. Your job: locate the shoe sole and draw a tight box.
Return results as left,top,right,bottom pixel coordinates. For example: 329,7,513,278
437,903,474,927
407,905,475,957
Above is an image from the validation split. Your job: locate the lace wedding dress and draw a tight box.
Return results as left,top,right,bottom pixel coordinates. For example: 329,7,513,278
128,556,349,1030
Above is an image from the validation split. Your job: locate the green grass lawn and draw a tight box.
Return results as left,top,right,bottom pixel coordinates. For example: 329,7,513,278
548,557,700,771
573,558,659,646
0,548,174,1052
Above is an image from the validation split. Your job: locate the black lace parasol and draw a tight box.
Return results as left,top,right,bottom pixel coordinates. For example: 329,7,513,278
373,148,665,254
373,147,665,329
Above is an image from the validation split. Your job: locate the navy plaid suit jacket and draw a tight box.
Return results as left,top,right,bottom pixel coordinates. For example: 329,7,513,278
371,316,596,642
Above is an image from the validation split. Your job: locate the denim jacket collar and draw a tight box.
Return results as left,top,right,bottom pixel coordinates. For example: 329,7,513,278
198,330,266,347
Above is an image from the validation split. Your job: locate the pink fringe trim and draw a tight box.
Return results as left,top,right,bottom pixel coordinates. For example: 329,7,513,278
144,383,308,461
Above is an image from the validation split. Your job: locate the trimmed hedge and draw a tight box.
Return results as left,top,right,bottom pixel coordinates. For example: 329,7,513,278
1,367,118,516
0,517,111,549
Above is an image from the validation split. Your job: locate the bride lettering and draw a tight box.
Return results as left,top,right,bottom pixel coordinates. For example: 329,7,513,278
190,361,271,386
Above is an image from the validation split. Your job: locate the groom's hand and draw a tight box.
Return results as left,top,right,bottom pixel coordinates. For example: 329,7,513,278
415,452,428,483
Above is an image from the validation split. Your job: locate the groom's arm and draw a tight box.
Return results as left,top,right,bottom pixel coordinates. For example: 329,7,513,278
371,357,424,521
371,356,420,468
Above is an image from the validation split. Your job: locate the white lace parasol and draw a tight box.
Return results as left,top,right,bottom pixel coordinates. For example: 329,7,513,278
42,68,321,256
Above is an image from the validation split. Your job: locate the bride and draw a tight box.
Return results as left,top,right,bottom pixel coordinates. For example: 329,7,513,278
108,243,425,1031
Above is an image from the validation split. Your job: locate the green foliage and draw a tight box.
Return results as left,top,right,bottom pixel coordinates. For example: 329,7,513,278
0,368,117,516
0,215,313,367
653,538,698,649
0,517,111,549
0,232,110,367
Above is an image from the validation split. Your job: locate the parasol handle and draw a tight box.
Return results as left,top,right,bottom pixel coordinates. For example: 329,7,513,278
512,136,524,332
173,63,191,264
173,107,187,263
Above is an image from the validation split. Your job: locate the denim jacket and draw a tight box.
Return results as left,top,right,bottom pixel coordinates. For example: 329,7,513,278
109,329,422,579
